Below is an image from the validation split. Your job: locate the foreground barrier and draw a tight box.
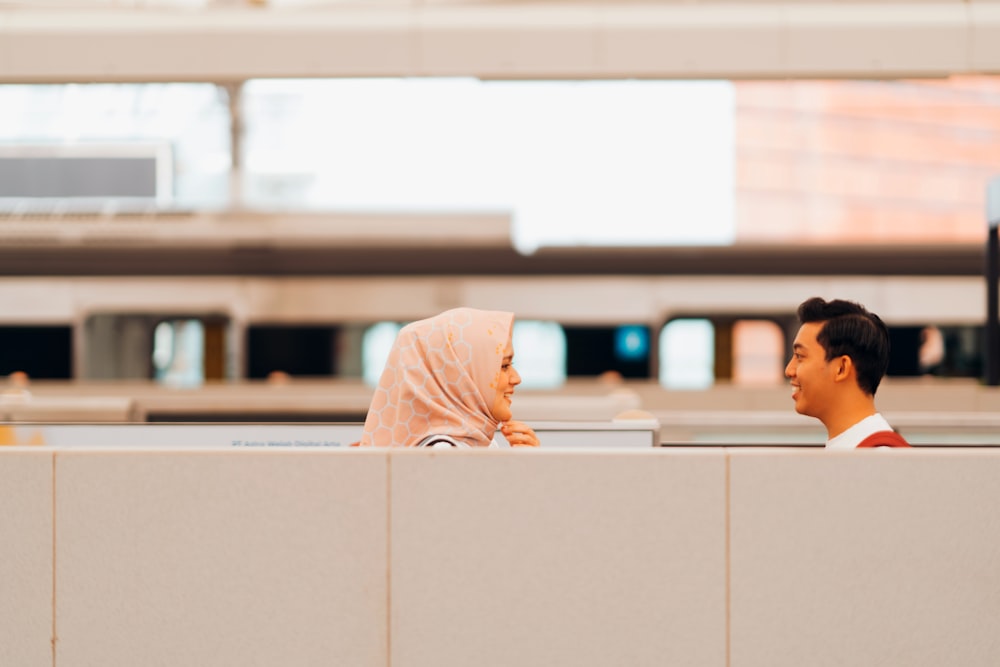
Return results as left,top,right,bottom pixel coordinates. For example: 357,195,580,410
0,420,660,449
2,447,998,667
0,380,642,423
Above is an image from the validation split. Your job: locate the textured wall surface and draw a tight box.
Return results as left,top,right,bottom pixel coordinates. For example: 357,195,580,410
0,449,52,667
3,446,999,666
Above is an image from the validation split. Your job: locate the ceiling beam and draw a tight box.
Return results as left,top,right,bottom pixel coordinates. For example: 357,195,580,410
1,3,997,83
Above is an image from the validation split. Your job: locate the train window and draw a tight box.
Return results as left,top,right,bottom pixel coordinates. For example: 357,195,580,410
246,325,339,379
512,320,566,389
659,319,714,389
0,83,230,209
916,325,982,378
886,326,925,377
84,313,228,383
732,320,785,386
564,325,652,379
153,320,205,387
883,325,983,379
0,326,72,379
362,322,402,386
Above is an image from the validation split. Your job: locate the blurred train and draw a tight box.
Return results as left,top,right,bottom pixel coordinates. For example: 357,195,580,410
2,0,999,394
0,210,988,389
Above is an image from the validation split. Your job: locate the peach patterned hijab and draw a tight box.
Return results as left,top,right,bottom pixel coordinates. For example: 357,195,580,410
360,307,515,447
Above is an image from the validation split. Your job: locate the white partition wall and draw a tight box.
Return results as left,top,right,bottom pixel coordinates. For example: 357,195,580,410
4,446,1000,666
54,450,389,667
389,449,728,667
729,449,1000,667
0,450,53,667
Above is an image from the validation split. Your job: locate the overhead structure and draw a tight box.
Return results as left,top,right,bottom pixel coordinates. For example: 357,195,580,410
0,2,998,82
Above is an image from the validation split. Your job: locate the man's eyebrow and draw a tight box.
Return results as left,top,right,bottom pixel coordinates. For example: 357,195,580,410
792,343,806,352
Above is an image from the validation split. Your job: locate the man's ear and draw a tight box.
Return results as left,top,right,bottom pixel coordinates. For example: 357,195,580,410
832,355,854,383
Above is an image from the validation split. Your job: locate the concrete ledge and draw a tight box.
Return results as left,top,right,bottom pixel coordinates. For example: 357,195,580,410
0,3,989,82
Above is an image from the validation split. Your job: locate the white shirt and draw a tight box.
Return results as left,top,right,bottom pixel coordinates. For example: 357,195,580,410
825,413,893,450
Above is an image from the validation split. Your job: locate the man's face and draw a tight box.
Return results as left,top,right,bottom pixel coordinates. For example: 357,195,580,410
785,321,837,420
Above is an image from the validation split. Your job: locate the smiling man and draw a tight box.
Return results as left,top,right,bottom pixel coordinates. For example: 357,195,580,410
786,297,910,449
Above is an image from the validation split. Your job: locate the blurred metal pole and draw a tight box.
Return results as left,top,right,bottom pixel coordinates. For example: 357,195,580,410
223,81,244,212
986,177,1000,385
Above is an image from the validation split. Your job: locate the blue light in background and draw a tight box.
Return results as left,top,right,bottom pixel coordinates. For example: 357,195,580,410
615,325,649,361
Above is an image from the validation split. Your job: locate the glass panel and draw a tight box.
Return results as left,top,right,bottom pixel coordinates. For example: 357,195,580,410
242,78,736,252
5,76,996,247
659,319,714,389
0,83,231,209
242,75,1000,249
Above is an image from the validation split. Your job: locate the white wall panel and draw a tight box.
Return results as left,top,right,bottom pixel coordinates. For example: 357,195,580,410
243,277,457,322
390,448,727,667
462,276,659,323
730,448,1000,667
0,449,52,667
55,450,389,667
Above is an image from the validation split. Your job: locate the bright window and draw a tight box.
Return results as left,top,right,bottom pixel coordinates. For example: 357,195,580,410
4,76,996,247
512,320,566,389
153,319,205,387
362,322,403,387
242,78,736,253
0,83,231,208
659,319,715,389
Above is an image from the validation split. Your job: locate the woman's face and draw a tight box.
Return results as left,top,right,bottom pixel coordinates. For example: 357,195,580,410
490,335,521,422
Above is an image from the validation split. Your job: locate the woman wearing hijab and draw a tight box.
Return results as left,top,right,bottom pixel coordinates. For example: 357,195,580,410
359,307,540,448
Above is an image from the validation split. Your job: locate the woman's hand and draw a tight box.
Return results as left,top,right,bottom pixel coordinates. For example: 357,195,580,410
500,420,540,447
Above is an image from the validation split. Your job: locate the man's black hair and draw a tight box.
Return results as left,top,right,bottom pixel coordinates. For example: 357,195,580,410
797,297,890,395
